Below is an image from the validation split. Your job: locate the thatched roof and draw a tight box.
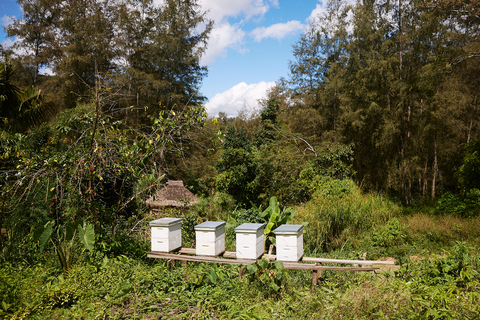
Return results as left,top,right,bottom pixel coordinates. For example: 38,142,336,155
145,180,199,208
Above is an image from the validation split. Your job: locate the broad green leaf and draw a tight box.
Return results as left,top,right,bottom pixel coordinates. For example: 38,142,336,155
274,261,284,270
257,258,268,270
2,301,11,311
78,221,95,251
65,222,76,241
246,263,258,274
264,221,274,235
269,281,280,292
39,222,53,251
114,283,133,299
207,269,217,284
33,225,45,242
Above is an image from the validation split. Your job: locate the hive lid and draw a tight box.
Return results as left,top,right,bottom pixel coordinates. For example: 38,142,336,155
273,224,304,235
149,217,183,227
235,223,265,233
194,221,226,231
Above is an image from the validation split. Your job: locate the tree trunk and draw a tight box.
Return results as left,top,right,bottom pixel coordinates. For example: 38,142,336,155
423,156,428,197
432,137,438,199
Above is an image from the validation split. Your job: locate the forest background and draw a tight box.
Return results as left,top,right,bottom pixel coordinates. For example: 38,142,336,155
1,0,480,318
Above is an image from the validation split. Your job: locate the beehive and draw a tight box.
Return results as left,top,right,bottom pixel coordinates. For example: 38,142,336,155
195,221,226,256
235,223,265,260
274,224,304,262
149,218,183,252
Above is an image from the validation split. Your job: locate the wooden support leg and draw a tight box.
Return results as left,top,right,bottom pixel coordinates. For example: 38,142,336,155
182,260,187,266
311,263,322,292
238,266,243,280
267,244,274,262
361,252,374,274
311,270,318,286
317,263,322,281
167,259,175,271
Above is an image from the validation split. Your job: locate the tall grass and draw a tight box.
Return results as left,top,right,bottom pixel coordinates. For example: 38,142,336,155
401,213,480,250
293,179,401,254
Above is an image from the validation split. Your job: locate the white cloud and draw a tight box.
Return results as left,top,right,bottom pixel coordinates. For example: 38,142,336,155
199,0,270,22
1,39,15,49
307,0,355,34
39,67,54,76
307,2,328,24
250,20,304,42
1,15,14,28
205,81,276,116
201,22,246,65
197,0,280,65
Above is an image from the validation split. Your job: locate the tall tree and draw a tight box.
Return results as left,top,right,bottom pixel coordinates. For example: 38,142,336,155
5,0,61,86
53,0,118,108
119,0,212,113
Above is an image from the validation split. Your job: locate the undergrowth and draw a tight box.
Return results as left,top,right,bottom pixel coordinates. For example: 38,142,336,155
1,242,479,319
2,188,480,319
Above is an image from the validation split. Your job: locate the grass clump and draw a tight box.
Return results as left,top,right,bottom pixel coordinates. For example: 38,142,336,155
293,178,401,255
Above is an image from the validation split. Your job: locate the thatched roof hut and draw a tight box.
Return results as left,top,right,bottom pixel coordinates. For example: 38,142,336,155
145,180,199,209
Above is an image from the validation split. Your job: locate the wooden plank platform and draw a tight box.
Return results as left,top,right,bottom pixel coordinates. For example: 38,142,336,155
148,252,254,265
302,257,395,265
173,248,393,266
177,248,238,259
148,249,385,272
282,263,378,272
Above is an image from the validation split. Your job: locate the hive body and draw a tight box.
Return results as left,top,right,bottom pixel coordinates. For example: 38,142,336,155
195,221,226,256
149,218,183,252
235,223,265,259
274,224,304,262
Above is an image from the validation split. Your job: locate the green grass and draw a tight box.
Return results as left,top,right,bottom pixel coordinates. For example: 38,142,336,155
2,188,480,319
293,180,400,255
1,245,479,319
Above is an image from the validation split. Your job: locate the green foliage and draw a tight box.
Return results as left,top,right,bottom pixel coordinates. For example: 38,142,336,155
458,138,480,191
180,210,201,248
188,192,236,222
294,179,399,253
232,206,264,225
0,60,51,133
0,239,479,319
392,243,480,319
246,258,287,295
215,126,260,206
254,98,281,147
33,220,95,274
293,144,355,203
77,221,95,252
260,197,295,250
370,218,409,257
435,189,480,217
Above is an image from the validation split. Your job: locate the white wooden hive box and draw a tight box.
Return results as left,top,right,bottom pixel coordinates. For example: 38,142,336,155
274,224,304,262
195,221,226,256
235,223,265,260
149,218,182,252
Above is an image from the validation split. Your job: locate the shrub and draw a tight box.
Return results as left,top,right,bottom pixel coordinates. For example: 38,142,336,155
435,189,480,217
294,179,400,254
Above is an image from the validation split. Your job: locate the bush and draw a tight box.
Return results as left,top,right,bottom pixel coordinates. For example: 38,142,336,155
370,218,410,257
435,189,480,217
294,179,400,254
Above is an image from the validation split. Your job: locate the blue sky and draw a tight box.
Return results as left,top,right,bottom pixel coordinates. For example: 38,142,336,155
1,0,328,116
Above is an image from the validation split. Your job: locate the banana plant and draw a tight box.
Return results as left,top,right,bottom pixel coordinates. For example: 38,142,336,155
260,197,295,250
34,220,95,274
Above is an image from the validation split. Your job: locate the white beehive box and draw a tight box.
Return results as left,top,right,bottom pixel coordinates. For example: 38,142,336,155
195,221,226,256
149,218,182,252
235,223,265,260
274,224,304,262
